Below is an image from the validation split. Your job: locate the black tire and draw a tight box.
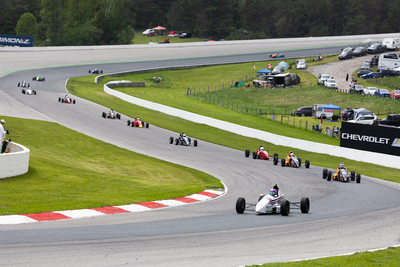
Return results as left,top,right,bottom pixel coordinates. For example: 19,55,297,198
281,158,285,167
351,171,355,181
356,173,361,183
89,70,91,73
22,89,25,94
61,99,64,103
127,120,131,126
281,199,290,216
101,70,103,74
73,99,76,104
117,113,121,120
273,156,278,165
32,77,35,81
43,78,45,82
300,197,310,213
327,171,332,181
175,138,179,145
18,82,20,87
274,153,278,158
305,160,310,169
28,83,30,87
235,197,246,214
322,168,327,179
146,123,149,128
169,137,173,144
245,149,250,157
252,151,257,159
33,90,36,95
194,140,198,147
102,112,106,118
58,97,61,102
298,158,302,167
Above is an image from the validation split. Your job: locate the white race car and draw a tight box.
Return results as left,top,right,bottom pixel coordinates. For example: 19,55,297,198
235,185,310,216
22,88,36,95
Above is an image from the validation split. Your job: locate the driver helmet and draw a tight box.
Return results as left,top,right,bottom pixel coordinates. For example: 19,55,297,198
182,133,186,137
340,162,345,168
269,189,277,196
259,146,264,151
137,118,140,120
289,151,293,156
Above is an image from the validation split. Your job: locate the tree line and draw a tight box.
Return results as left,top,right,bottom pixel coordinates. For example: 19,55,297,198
1,0,400,46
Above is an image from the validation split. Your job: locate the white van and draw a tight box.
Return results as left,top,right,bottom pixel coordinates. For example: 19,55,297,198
378,54,400,70
382,37,400,50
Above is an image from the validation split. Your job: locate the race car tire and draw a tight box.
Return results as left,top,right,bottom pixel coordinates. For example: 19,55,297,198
43,78,45,81
175,138,179,145
327,171,332,181
18,82,20,87
188,137,191,143
73,99,76,104
281,200,290,216
102,112,106,118
33,90,36,95
145,122,149,128
245,149,250,157
61,99,64,103
252,151,257,159
101,70,103,74
351,171,355,181
32,77,35,81
300,197,310,213
274,153,278,158
194,140,198,147
28,83,30,88
298,158,302,167
273,156,278,165
89,70,91,73
281,158,285,167
322,168,327,179
22,89,25,94
236,197,246,214
127,120,131,126
305,160,310,169
169,137,174,144
116,113,121,120
356,173,361,183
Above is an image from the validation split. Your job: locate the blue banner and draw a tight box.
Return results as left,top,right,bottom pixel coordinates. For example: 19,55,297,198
0,34,33,47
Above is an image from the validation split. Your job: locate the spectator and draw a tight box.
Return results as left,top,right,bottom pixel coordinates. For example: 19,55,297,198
0,119,7,141
346,73,349,81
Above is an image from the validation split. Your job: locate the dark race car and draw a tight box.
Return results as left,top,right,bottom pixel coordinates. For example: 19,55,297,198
89,68,103,74
32,75,45,82
127,118,149,128
58,95,76,104
102,110,120,119
169,133,197,147
17,81,30,88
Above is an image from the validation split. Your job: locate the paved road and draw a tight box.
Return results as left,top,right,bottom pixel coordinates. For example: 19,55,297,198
1,35,400,267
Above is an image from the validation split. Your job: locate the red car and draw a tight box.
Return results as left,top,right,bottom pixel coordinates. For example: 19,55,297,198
390,90,400,100
127,118,149,128
245,146,277,160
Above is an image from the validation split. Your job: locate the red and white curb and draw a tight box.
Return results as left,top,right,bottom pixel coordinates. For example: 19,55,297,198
0,189,224,225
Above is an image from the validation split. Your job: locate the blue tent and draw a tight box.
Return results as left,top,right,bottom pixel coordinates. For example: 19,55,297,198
321,104,341,110
257,68,271,74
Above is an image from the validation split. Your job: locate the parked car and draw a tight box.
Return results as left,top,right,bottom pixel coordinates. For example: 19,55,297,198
341,108,355,120
357,69,370,77
350,84,364,94
348,115,377,125
317,73,331,85
296,61,307,69
295,106,312,117
272,66,285,74
361,61,373,68
374,88,391,97
339,50,353,60
290,73,301,84
367,43,386,54
361,72,381,79
350,108,377,122
179,32,192,38
363,86,378,95
390,90,400,100
142,29,154,35
324,79,338,89
353,47,367,57
379,69,399,77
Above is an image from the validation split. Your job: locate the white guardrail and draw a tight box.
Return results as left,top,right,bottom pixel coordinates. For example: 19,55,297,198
0,142,30,179
105,82,399,169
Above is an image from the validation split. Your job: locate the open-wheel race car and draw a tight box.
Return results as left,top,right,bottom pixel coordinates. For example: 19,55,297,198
22,88,36,95
89,68,103,74
102,109,121,119
245,146,278,160
127,118,149,128
32,75,45,81
169,133,197,147
58,95,76,104
322,163,361,183
235,184,310,216
17,81,30,88
270,53,285,58
275,151,310,168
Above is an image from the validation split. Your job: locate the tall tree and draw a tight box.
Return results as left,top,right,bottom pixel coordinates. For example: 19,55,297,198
15,12,39,40
40,0,67,45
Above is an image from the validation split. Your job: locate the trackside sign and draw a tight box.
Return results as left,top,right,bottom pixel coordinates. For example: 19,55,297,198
340,122,400,156
0,34,33,47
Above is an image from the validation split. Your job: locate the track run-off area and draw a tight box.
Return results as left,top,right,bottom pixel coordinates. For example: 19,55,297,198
0,33,399,267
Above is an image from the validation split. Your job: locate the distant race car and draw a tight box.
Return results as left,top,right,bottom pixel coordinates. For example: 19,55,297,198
89,69,103,74
127,118,149,128
22,88,36,95
276,152,310,168
270,53,285,58
102,110,120,119
58,95,76,104
245,146,277,160
17,81,30,88
169,133,197,147
32,75,45,81
235,184,310,216
322,164,361,183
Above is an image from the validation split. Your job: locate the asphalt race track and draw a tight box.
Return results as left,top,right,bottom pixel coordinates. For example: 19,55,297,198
1,34,400,267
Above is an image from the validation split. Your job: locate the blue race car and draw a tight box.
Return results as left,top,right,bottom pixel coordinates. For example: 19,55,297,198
270,53,285,58
169,133,198,147
361,72,381,79
89,68,103,74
